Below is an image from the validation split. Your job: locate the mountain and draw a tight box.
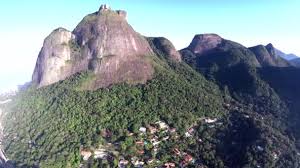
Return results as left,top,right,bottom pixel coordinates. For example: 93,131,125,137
32,5,155,89
181,34,300,167
275,48,299,60
180,34,286,113
249,44,291,67
2,4,300,168
181,34,261,69
290,58,300,67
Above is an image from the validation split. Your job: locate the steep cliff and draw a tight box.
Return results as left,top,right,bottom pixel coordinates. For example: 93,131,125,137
32,5,154,89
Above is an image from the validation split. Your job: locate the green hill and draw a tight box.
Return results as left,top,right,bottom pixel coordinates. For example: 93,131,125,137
2,41,300,168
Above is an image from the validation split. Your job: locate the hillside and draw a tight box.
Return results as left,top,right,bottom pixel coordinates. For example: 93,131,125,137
181,34,300,167
3,54,228,167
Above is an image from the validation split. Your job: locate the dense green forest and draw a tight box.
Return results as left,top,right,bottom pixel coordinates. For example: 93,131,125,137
2,52,300,167
2,55,225,167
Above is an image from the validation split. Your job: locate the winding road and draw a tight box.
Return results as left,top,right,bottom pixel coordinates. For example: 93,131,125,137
0,103,13,167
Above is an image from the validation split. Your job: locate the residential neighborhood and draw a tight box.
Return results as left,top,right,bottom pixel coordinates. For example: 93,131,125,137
79,118,220,167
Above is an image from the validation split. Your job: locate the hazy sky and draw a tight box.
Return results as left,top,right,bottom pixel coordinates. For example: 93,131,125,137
0,0,299,92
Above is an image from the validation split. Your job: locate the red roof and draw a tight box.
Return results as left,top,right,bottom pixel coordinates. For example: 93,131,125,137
184,154,193,162
164,162,176,168
137,150,145,154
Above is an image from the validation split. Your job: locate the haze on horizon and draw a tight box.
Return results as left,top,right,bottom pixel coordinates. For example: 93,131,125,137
0,0,299,92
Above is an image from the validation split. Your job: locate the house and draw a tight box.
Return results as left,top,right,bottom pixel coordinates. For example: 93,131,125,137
119,159,129,167
147,159,155,164
152,140,161,146
153,147,159,154
173,148,181,155
164,162,176,168
208,125,215,128
169,128,176,133
185,132,192,137
257,146,264,151
204,118,217,124
101,129,112,138
224,103,230,108
128,132,134,136
184,154,194,163
272,152,279,160
156,121,169,130
132,160,145,167
151,137,157,143
80,149,92,161
94,149,108,159
188,128,195,134
137,150,145,155
244,115,250,118
139,127,147,133
148,125,158,134
162,136,170,141
135,140,144,146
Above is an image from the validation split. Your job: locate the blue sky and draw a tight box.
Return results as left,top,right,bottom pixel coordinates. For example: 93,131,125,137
0,0,299,92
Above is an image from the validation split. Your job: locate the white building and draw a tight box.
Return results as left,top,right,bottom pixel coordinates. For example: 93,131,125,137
204,118,218,124
94,149,108,159
139,127,146,133
156,121,169,129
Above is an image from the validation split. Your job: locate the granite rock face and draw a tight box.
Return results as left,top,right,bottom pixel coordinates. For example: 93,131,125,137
32,28,76,86
147,37,182,62
187,34,223,54
32,5,155,89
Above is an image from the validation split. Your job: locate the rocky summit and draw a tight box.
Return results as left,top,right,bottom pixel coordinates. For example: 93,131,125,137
32,5,155,89
187,34,223,54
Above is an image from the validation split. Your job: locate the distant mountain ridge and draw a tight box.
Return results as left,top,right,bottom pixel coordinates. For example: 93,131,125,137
249,43,291,67
275,48,299,60
290,58,300,67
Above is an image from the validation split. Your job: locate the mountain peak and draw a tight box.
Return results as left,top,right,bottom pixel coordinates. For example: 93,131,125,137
266,43,276,56
32,6,154,89
99,4,111,11
97,4,127,19
188,34,223,54
266,43,274,48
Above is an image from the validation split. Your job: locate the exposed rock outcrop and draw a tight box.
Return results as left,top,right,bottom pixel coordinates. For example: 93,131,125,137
32,5,155,89
147,37,182,62
181,34,261,68
32,28,77,86
187,34,223,54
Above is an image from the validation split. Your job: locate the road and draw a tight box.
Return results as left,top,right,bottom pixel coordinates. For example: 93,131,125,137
0,105,13,167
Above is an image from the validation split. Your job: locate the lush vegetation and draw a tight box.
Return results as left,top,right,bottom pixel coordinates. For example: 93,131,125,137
2,43,300,168
180,44,300,167
2,56,226,167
